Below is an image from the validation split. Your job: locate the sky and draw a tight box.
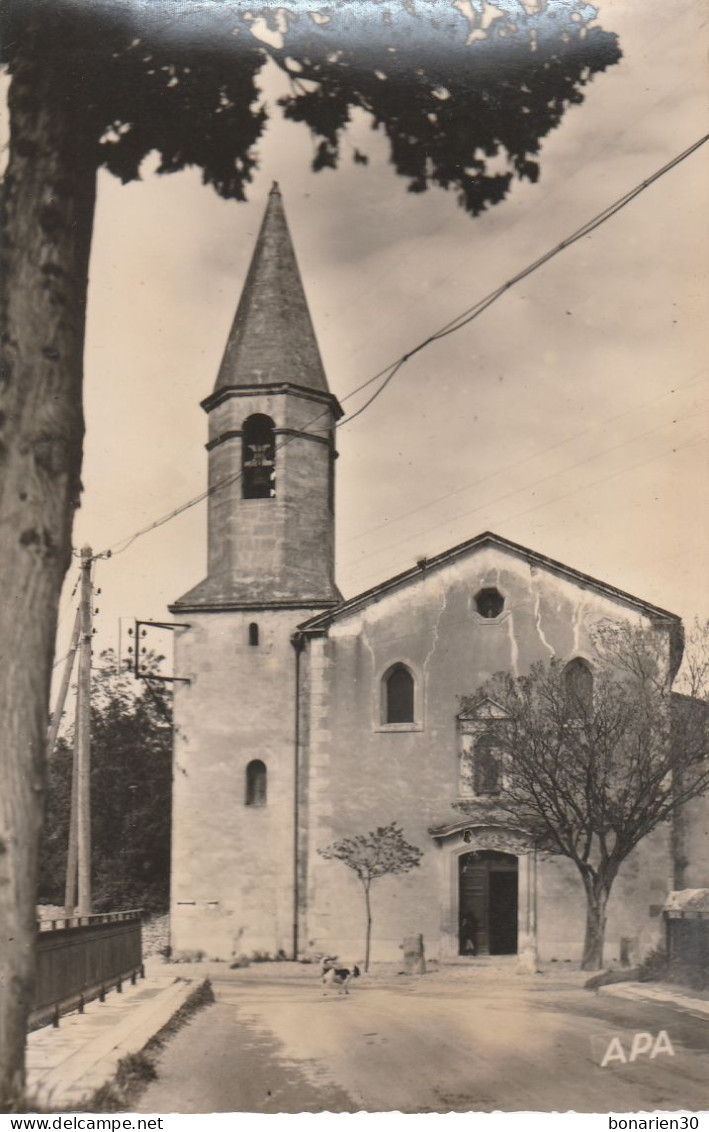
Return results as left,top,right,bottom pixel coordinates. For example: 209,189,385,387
51,0,708,685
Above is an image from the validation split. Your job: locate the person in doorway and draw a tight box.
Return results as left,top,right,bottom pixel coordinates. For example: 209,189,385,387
460,912,478,955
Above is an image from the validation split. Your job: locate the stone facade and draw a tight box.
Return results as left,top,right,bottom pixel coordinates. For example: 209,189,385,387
168,187,707,966
170,607,305,958
294,540,677,964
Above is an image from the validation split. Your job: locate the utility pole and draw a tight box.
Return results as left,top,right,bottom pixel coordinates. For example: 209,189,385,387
76,546,93,916
57,607,82,918
63,680,80,916
47,607,81,761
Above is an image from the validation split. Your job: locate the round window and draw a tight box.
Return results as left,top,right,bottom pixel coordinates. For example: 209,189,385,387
474,587,504,618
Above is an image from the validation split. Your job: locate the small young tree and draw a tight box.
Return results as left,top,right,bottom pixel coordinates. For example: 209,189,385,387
319,822,423,972
461,622,709,971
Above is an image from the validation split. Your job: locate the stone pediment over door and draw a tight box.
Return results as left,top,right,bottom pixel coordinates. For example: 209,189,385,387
457,697,507,729
429,821,534,857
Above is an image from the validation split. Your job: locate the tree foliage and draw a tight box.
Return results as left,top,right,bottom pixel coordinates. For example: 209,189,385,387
460,622,709,970
271,0,622,213
319,821,423,970
320,821,423,883
39,653,172,915
0,0,621,213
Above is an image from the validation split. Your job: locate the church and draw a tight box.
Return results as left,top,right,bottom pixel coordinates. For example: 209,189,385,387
167,185,703,967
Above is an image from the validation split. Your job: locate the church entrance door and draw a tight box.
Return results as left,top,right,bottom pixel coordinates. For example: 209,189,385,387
459,850,518,956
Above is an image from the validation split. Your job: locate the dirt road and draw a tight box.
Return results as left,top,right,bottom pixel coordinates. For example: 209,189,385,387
136,966,708,1113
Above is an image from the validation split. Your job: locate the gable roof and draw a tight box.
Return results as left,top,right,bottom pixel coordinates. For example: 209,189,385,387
298,530,681,633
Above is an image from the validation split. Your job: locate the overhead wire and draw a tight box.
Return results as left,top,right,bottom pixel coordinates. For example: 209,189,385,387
55,570,82,632
344,433,708,593
339,368,709,548
338,132,709,425
341,403,709,580
89,131,708,562
339,15,694,328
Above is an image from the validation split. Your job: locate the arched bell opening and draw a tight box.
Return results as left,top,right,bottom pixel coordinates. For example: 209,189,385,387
242,414,276,499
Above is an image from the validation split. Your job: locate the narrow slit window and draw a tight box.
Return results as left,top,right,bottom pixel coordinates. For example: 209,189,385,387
242,414,275,499
245,759,267,806
248,622,259,647
384,664,415,724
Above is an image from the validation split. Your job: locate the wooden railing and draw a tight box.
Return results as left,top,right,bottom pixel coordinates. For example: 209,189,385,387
30,910,143,1030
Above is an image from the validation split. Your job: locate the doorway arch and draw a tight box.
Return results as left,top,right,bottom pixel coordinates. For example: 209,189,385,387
459,850,518,956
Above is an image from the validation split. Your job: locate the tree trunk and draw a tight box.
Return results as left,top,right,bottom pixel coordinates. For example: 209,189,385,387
364,883,372,973
0,38,97,1110
580,875,611,971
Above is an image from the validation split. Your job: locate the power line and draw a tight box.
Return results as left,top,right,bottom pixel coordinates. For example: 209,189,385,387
91,131,708,561
340,22,694,331
344,434,708,592
55,570,82,632
98,351,410,557
341,404,709,579
52,647,75,671
339,368,709,548
338,132,709,426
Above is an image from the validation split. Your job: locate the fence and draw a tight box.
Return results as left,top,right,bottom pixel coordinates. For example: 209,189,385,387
30,910,143,1030
663,890,709,989
665,913,708,985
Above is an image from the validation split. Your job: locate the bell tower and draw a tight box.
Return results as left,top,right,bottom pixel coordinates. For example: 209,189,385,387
169,186,341,961
178,181,342,610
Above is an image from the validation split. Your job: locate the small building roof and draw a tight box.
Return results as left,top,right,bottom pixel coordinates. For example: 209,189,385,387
664,889,709,917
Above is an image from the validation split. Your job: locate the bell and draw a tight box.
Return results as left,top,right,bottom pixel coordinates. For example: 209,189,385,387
251,467,271,489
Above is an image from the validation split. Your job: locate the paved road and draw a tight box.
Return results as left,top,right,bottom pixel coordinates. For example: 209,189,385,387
137,968,708,1113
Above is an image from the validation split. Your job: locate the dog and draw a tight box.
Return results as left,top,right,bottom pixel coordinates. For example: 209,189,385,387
320,956,361,995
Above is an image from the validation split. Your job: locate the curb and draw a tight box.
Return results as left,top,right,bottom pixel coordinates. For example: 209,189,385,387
27,978,196,1110
598,981,709,1019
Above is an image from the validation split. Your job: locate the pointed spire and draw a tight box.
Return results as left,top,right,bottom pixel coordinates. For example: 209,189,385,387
213,186,331,395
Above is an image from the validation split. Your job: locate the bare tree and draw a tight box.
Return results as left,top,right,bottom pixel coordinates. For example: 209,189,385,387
676,617,709,701
319,822,423,972
460,622,709,971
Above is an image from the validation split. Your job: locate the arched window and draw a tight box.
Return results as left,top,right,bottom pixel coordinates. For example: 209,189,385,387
245,760,267,806
564,658,593,716
248,622,259,647
383,664,415,724
473,733,501,795
242,414,275,499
